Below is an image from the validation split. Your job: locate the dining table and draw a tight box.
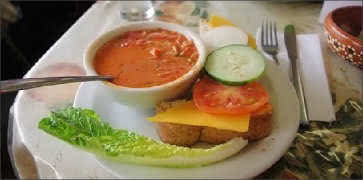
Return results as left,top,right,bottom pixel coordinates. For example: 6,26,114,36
7,1,362,179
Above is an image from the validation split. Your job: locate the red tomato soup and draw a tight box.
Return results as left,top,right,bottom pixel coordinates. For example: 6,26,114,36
94,28,199,88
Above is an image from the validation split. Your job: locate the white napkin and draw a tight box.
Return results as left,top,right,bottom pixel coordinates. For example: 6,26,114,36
319,1,362,24
256,28,336,122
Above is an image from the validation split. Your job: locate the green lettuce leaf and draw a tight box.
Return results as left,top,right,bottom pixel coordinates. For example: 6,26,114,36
38,107,247,168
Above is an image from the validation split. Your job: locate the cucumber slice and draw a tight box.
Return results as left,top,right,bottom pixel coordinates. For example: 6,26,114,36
205,45,265,85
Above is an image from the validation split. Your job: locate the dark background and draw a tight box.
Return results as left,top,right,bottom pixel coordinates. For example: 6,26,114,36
1,1,95,178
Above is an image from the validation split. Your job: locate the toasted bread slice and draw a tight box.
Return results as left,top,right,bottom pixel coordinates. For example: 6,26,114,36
154,100,272,146
155,123,202,147
200,103,272,144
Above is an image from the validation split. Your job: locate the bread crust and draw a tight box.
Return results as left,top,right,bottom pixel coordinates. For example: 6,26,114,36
200,104,272,144
155,122,202,147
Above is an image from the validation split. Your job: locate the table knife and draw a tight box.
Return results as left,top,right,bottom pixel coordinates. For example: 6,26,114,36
284,25,310,126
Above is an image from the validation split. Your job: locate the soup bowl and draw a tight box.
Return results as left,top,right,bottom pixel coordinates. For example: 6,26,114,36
84,21,206,109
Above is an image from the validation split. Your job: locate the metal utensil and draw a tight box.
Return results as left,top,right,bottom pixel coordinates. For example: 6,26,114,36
0,75,113,93
284,24,310,126
261,19,280,65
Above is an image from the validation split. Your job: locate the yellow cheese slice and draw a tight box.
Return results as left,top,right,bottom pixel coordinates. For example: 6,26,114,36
208,14,257,49
148,101,250,132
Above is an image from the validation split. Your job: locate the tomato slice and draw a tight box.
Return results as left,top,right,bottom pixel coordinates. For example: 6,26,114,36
193,76,269,115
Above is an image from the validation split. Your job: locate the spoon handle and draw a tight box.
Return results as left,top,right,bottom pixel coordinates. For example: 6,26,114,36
0,75,113,93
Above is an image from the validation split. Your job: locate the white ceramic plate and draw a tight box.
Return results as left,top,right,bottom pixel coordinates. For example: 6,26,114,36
73,60,300,179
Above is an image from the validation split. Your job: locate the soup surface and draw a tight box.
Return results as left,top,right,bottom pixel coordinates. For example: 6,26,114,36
94,28,199,88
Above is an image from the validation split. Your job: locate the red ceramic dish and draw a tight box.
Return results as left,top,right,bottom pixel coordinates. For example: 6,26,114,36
324,6,362,69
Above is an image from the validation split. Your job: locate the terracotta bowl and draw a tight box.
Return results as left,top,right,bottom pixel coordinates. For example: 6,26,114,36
324,6,362,69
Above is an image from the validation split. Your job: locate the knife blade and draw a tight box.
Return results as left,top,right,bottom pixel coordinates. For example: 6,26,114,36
284,25,310,126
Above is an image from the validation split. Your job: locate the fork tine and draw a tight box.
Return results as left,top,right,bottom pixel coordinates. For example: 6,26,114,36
265,18,268,45
273,22,278,47
266,18,269,45
269,20,273,46
261,18,266,45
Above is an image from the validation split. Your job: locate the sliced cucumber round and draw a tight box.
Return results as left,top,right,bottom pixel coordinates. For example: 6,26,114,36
205,45,265,85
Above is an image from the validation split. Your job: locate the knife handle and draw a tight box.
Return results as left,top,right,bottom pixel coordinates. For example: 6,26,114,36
292,64,310,125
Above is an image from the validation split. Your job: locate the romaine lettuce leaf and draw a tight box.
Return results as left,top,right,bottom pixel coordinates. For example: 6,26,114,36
39,107,247,168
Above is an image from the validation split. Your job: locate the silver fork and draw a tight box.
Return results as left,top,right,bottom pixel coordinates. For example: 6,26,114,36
0,75,113,93
261,19,280,65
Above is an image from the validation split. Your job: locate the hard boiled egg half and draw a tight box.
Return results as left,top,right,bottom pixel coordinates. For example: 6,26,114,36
201,26,249,53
